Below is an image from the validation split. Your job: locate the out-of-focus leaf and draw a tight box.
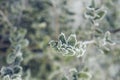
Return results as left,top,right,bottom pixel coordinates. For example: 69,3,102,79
85,12,94,19
67,48,75,56
14,56,23,65
3,75,11,80
57,41,62,49
78,72,91,79
94,15,101,20
60,48,68,56
1,67,13,77
19,39,29,47
87,0,95,10
62,76,68,80
104,31,111,41
95,28,103,33
13,66,22,74
65,10,75,15
91,0,95,8
96,10,106,20
49,40,58,48
104,31,115,45
7,53,16,64
75,42,80,48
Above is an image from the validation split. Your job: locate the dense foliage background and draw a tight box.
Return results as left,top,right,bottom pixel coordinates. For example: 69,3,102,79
0,0,120,80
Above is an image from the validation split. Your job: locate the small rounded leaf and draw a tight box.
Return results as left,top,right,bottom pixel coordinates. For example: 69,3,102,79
104,31,115,45
13,66,22,74
57,41,62,49
61,77,68,80
84,12,94,19
67,48,75,56
67,34,77,46
20,39,29,47
59,33,67,44
1,67,13,76
49,40,58,48
14,56,23,65
7,53,16,64
104,31,111,41
78,72,92,79
96,10,106,20
3,75,11,80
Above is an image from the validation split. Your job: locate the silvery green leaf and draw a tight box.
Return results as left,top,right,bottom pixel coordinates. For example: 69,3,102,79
3,75,11,80
76,48,86,57
84,12,94,19
57,41,62,49
61,77,68,80
35,22,47,28
96,10,106,20
72,73,78,80
13,66,22,74
75,42,81,49
69,68,77,73
12,74,22,80
104,31,111,42
18,28,27,38
86,0,95,10
86,6,95,11
89,19,95,24
80,42,87,49
14,56,23,65
67,34,77,46
78,72,92,79
104,31,115,45
65,9,75,15
102,46,110,52
69,68,78,80
59,33,67,44
7,53,16,64
1,67,7,76
61,44,67,49
60,48,69,56
15,45,21,52
95,28,103,33
49,40,58,48
16,51,22,57
95,7,101,10
98,49,104,54
19,39,29,47
107,40,115,45
1,67,13,77
94,15,101,20
67,48,75,56
66,45,73,50
91,0,95,8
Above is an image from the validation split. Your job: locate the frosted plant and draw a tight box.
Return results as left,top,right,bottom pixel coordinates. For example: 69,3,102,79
49,30,115,57
49,0,111,58
84,0,107,26
49,33,95,57
49,1,116,80
0,28,29,80
61,68,92,80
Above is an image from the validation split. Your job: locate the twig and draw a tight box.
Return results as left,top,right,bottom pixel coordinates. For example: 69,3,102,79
51,1,60,39
110,28,120,33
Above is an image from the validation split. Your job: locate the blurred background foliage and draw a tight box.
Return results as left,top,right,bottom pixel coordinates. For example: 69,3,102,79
0,0,120,80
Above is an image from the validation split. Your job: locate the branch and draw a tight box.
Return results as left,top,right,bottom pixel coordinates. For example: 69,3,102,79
51,1,60,39
110,28,120,33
